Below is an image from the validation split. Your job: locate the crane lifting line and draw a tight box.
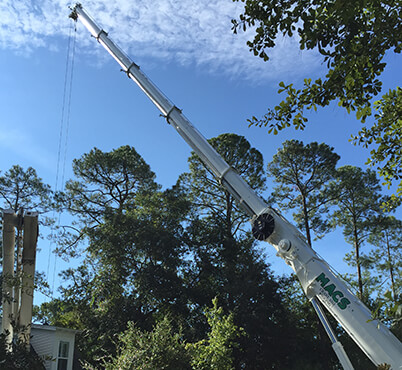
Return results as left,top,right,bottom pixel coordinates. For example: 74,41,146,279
46,21,77,297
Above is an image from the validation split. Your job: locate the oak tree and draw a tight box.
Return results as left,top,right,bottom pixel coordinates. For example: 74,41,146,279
232,0,402,195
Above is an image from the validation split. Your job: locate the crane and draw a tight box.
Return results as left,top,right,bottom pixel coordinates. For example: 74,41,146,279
69,4,402,369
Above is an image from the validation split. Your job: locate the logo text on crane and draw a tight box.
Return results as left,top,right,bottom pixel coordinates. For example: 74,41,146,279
315,273,351,310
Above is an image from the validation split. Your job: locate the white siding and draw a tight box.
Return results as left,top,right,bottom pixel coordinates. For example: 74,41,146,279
30,325,77,370
30,327,56,370
0,320,78,370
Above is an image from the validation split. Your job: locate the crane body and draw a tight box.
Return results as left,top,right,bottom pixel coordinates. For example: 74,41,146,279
70,5,402,369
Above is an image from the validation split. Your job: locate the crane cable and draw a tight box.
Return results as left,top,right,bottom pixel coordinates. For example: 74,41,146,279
46,20,77,297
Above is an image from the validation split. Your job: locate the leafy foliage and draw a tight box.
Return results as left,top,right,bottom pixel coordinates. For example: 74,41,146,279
37,140,309,369
232,0,401,126
0,165,54,311
44,146,191,366
103,317,191,370
30,140,400,369
187,298,242,370
0,164,54,261
0,333,44,369
57,145,159,257
179,134,316,368
102,299,242,370
353,87,402,198
232,0,402,196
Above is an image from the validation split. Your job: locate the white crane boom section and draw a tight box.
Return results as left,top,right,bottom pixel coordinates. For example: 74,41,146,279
70,5,402,369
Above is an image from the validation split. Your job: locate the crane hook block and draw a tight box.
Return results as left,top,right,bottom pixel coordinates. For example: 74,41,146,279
252,213,275,241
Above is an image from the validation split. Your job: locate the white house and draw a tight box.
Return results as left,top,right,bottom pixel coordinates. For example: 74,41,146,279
30,324,78,370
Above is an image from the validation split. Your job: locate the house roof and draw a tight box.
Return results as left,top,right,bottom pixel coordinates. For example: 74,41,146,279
1,318,79,334
31,323,79,334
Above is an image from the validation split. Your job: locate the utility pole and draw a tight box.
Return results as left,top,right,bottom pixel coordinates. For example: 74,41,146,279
1,209,38,351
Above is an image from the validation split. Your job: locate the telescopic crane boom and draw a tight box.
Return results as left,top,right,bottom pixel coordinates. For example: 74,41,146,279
70,5,402,369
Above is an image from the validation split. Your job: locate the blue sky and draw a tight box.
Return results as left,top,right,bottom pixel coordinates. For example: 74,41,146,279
1,1,400,305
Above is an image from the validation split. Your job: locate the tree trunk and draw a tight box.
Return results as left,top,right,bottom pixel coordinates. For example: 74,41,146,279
225,191,232,239
301,194,312,247
385,232,396,300
353,220,364,300
14,227,23,318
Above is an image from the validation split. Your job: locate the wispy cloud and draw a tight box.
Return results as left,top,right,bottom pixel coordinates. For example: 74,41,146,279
0,0,321,81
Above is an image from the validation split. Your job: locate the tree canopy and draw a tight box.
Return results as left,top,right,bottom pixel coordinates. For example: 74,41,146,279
4,137,397,368
367,216,402,302
0,165,53,213
179,133,266,238
267,140,340,246
327,165,384,300
179,134,294,368
47,146,191,365
232,0,402,195
353,87,402,198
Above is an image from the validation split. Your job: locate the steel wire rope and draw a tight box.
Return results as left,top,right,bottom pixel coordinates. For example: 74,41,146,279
46,21,76,299
52,23,77,296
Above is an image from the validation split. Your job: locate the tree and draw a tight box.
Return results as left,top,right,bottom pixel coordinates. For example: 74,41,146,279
187,298,242,370
327,166,384,300
179,133,266,239
37,142,338,367
48,146,192,366
0,165,54,258
56,145,158,257
232,0,402,193
367,216,402,301
179,134,299,368
103,299,242,370
43,146,191,366
103,317,191,370
267,140,340,246
0,165,53,311
0,165,53,214
266,140,344,364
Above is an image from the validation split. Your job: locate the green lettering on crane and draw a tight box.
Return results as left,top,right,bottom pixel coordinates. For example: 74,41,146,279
324,283,336,296
316,273,330,287
338,298,351,310
332,291,344,303
315,273,351,310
